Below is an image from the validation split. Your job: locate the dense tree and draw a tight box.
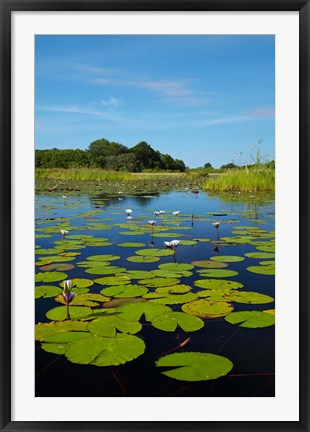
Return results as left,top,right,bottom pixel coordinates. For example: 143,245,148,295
220,162,237,170
204,162,212,168
35,138,186,172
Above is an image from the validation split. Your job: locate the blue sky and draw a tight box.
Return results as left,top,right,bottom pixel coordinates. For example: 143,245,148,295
35,35,274,168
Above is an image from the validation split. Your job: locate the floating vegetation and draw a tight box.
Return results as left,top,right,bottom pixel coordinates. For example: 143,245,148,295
35,190,275,392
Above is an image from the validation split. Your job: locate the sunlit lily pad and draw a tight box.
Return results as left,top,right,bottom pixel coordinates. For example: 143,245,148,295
151,269,193,278
94,275,132,286
194,279,243,290
244,252,275,259
210,255,245,263
77,260,111,268
193,238,211,242
65,333,145,366
182,299,233,318
145,291,197,305
41,332,90,355
255,244,275,253
88,316,142,337
151,311,204,332
138,277,180,288
180,240,197,246
225,311,275,328
118,242,146,248
100,284,148,298
127,255,160,263
35,320,88,341
158,263,194,272
87,254,120,262
197,269,238,278
156,352,233,381
120,270,156,280
36,248,65,255
247,265,275,275
35,285,62,299
43,255,76,263
46,306,93,321
191,260,228,269
35,271,68,283
85,266,127,275
117,302,171,322
39,263,75,271
55,293,110,307
60,278,94,289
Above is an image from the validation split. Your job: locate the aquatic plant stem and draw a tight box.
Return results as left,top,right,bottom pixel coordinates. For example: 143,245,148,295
112,370,127,396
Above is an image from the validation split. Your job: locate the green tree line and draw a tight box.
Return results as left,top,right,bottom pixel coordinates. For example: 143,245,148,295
35,139,186,172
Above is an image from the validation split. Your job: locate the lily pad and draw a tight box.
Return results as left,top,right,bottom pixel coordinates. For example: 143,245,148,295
39,263,75,271
144,291,197,305
127,255,160,263
117,302,171,322
35,271,68,283
88,316,142,337
65,333,145,366
182,299,233,318
120,270,156,280
138,277,180,288
225,311,275,328
46,306,93,321
87,254,120,262
197,269,238,278
94,275,132,286
41,331,90,354
194,279,243,290
247,265,275,275
100,284,148,298
210,255,245,263
35,320,88,341
85,266,127,275
158,263,194,272
60,278,94,289
191,260,228,269
35,285,62,299
151,311,204,332
77,260,111,268
180,240,197,246
245,252,275,259
156,352,233,381
55,293,110,307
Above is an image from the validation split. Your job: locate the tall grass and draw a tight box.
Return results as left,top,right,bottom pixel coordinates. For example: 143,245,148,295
205,165,275,192
35,168,193,182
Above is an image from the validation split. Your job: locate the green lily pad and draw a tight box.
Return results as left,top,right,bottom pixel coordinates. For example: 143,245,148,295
120,270,156,280
85,266,126,275
153,232,184,238
158,263,194,272
151,293,197,305
65,333,145,366
180,240,197,246
87,254,120,262
88,316,142,337
191,260,228,269
35,320,88,341
138,277,180,288
77,260,111,268
41,331,90,355
151,269,193,278
118,242,146,248
35,285,62,299
127,255,160,263
197,269,238,278
259,260,275,266
39,263,75,272
194,279,243,290
55,293,110,307
100,284,148,298
210,255,245,263
35,271,68,283
247,265,275,275
193,238,211,242
94,275,132,286
119,230,146,236
255,244,275,253
36,248,65,255
60,278,94,289
35,259,53,267
156,352,233,381
182,299,233,318
117,302,171,322
46,306,93,321
151,311,204,332
244,252,275,259
225,311,275,328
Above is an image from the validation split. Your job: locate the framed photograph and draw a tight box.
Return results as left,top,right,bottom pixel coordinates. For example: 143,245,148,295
1,0,309,430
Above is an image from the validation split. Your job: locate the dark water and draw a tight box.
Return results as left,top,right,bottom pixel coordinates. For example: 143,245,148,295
35,190,275,397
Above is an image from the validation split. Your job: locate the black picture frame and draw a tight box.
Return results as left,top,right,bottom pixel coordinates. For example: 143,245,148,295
1,1,309,431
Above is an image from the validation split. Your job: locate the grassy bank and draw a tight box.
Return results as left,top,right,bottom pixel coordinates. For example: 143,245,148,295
204,166,275,192
35,168,205,194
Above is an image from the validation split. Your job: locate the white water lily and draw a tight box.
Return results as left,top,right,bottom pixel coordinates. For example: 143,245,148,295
149,220,156,225
212,222,220,228
164,241,172,248
171,240,180,247
173,211,180,216
60,229,69,235
154,211,160,216
125,209,133,216
62,195,67,200
159,210,165,214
